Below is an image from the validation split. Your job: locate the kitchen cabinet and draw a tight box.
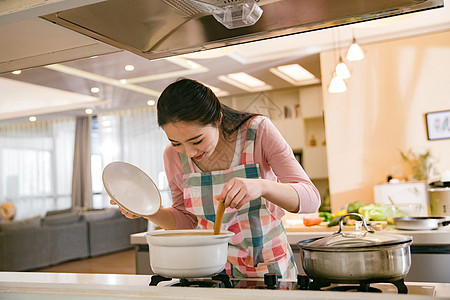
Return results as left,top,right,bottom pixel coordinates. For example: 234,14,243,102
302,145,328,179
299,85,323,119
271,118,304,151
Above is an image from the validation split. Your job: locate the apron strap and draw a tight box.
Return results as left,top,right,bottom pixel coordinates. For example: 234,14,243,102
180,153,193,174
242,116,264,165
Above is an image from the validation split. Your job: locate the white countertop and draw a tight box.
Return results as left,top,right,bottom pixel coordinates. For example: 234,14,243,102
130,226,450,246
1,272,450,300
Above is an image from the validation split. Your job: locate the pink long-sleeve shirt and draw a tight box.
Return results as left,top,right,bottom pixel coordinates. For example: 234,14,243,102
164,116,321,229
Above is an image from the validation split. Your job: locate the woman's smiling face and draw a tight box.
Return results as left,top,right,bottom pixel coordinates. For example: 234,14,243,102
163,121,220,161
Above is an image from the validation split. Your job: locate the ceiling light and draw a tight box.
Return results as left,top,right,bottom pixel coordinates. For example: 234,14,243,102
45,64,160,97
12,70,22,75
90,87,100,93
124,65,135,71
328,73,347,93
147,100,156,106
204,84,230,97
119,79,127,84
28,116,37,122
269,64,320,86
335,59,351,79
227,73,265,88
218,72,272,92
85,108,94,115
346,38,365,61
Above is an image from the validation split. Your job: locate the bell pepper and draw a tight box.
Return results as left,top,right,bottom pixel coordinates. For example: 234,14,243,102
334,210,347,218
319,212,333,222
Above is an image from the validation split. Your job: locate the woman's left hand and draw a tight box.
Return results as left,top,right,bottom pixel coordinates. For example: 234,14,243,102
220,178,264,209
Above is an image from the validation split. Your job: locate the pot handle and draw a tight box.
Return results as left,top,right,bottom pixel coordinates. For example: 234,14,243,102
440,220,450,227
335,213,375,234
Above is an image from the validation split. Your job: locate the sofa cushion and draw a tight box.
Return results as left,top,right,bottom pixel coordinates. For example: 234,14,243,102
45,208,73,216
42,211,81,226
82,208,121,222
0,216,41,232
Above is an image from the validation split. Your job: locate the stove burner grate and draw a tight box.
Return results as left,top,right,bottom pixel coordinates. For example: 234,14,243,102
149,271,232,288
297,275,408,294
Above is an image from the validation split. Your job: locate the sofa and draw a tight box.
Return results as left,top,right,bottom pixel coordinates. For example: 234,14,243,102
0,208,147,271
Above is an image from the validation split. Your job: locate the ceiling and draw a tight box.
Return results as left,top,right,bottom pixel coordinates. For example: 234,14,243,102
0,0,449,126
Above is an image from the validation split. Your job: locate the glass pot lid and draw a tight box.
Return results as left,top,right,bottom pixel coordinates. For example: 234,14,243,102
303,231,412,249
300,213,412,250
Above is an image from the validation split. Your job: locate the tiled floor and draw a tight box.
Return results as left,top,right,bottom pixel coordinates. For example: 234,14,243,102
34,249,136,274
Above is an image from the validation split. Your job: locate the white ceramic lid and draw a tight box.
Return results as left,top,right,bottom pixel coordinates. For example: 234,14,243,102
102,161,161,216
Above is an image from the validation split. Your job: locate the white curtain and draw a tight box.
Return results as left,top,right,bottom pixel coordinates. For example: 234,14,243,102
93,107,170,209
0,119,75,220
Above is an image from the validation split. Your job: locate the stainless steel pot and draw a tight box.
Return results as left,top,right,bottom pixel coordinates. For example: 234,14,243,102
145,229,234,278
297,213,412,283
393,216,450,230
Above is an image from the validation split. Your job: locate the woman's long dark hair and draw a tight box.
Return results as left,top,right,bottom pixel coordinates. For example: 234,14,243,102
157,78,257,140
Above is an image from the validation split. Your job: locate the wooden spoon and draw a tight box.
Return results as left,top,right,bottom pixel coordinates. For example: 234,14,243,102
214,200,225,235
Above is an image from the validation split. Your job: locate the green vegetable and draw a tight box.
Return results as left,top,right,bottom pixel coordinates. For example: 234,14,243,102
327,215,348,227
319,212,333,222
358,204,387,221
347,201,365,214
347,201,366,219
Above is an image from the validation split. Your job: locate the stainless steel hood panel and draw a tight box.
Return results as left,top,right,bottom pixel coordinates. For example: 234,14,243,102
42,0,443,61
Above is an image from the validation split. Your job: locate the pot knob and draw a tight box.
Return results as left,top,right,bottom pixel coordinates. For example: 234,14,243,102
264,273,278,289
335,213,375,234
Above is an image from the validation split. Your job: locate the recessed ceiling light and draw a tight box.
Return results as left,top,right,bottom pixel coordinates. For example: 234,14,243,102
228,73,265,88
218,72,272,92
90,87,100,93
85,108,94,115
119,79,127,84
270,64,320,86
124,65,135,71
147,100,156,106
29,116,37,122
203,84,230,97
12,70,22,75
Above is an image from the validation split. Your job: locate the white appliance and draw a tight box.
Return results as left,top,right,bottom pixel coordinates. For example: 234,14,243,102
374,182,429,216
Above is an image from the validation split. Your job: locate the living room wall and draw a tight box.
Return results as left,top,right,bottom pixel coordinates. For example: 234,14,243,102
320,30,450,212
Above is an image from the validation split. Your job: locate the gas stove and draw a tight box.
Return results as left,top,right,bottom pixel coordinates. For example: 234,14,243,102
149,272,436,296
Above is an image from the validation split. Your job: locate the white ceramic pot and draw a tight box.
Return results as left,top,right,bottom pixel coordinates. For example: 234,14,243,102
145,229,234,278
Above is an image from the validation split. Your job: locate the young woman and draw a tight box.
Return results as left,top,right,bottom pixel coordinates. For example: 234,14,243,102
113,78,320,278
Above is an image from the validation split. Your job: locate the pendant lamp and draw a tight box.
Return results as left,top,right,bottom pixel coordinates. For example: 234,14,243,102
328,73,347,93
346,38,365,61
335,57,350,79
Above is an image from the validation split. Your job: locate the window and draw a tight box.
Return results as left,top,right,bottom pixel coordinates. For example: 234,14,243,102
92,108,170,209
0,119,75,220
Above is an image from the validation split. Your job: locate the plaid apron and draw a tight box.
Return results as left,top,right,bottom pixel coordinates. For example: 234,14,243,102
181,116,297,278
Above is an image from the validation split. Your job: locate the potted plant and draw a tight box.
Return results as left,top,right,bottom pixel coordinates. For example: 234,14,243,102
400,149,434,181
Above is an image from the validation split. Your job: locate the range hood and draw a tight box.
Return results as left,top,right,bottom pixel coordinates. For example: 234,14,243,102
42,0,444,61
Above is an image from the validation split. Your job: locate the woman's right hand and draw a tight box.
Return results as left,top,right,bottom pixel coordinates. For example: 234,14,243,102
109,199,140,219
